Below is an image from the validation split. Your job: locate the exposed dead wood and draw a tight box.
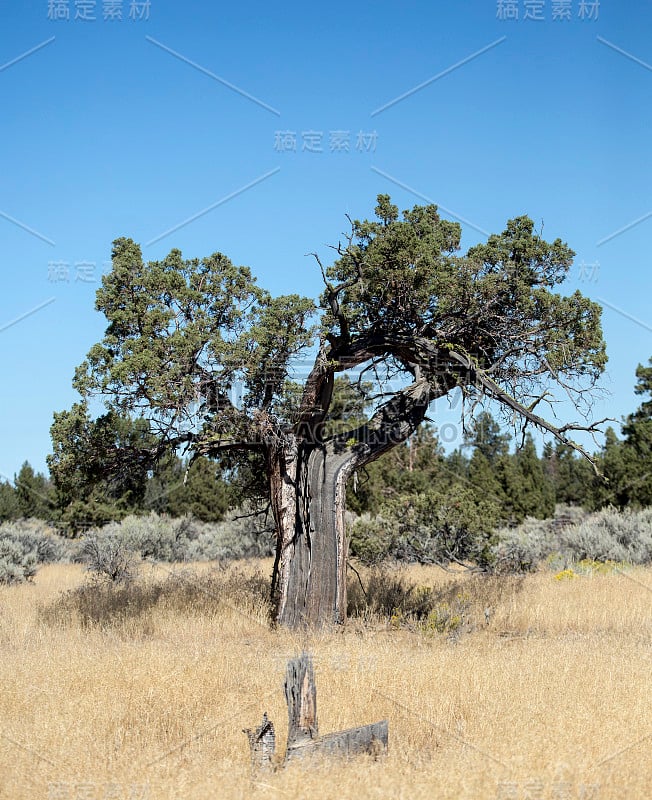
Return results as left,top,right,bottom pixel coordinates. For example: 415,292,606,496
285,652,318,750
244,653,388,771
242,712,276,772
286,720,388,763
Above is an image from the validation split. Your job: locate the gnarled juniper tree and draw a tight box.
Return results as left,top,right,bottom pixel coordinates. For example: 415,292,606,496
50,195,607,627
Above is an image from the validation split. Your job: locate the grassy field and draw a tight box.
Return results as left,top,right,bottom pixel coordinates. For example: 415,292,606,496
1,560,651,799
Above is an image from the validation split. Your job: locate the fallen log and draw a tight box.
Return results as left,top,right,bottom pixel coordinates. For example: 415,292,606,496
244,652,388,770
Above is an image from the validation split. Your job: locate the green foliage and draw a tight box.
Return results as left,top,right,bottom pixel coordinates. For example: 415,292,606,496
346,513,395,565
465,411,510,463
14,462,54,520
444,448,469,481
468,449,506,508
586,361,652,510
616,359,652,507
55,495,130,536
325,195,462,334
349,483,498,567
347,412,580,568
347,424,445,514
49,239,319,531
48,404,157,532
72,237,315,436
591,427,630,509
542,441,595,507
326,202,605,387
144,455,232,521
0,480,19,522
497,434,555,523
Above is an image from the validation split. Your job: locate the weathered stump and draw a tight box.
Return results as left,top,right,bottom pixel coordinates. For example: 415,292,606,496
244,652,388,770
243,712,276,771
285,652,318,755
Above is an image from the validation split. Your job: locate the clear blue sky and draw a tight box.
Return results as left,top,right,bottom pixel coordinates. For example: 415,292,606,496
1,0,651,479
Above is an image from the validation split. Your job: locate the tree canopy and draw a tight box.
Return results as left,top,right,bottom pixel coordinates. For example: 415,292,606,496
50,195,608,626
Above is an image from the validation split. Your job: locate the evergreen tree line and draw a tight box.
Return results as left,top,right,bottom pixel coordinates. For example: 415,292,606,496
3,360,652,534
0,454,233,533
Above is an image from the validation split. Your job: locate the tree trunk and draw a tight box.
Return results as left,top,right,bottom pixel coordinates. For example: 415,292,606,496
273,442,355,628
271,378,434,629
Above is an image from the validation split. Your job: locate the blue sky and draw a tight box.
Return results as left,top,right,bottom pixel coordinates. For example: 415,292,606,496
1,0,651,479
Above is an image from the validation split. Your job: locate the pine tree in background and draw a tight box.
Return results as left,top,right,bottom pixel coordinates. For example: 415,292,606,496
444,448,469,482
465,411,508,516
619,360,652,507
589,427,628,509
14,462,54,520
0,480,19,522
514,434,555,519
466,411,510,463
142,453,184,515
144,455,232,522
542,441,594,507
347,424,448,514
468,449,506,509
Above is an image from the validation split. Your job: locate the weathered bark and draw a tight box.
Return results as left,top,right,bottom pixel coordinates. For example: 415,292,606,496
268,436,299,622
283,653,388,763
285,652,318,749
272,378,437,628
245,653,387,770
275,443,354,627
243,713,276,771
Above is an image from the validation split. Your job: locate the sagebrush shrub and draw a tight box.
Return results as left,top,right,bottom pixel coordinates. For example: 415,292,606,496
491,517,557,574
0,533,37,584
82,531,139,582
183,505,274,561
81,507,274,568
560,507,652,564
492,506,652,572
347,514,395,566
110,512,200,562
0,519,73,583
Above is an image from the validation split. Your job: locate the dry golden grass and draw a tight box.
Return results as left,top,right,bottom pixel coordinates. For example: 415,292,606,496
1,560,651,799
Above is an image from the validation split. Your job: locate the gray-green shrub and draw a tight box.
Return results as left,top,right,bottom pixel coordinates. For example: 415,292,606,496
492,517,557,573
78,507,274,578
0,519,75,583
105,512,200,562
492,506,652,572
82,531,139,582
0,533,37,583
560,507,652,564
181,505,274,561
